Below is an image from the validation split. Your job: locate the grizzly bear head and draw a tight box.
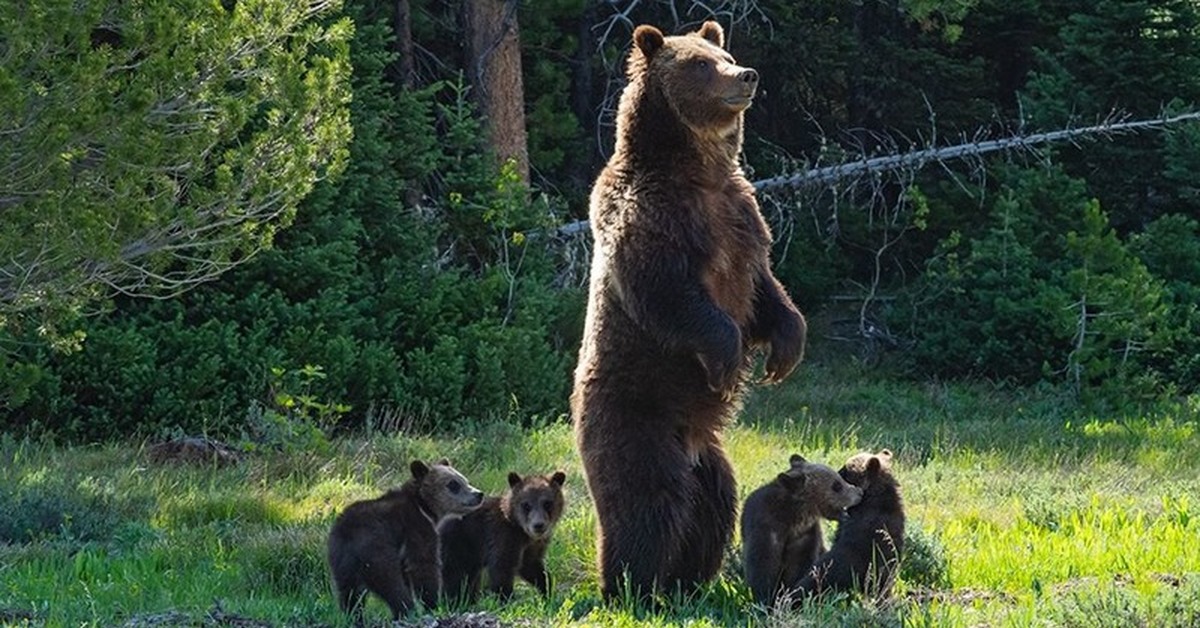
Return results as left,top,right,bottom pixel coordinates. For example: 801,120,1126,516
837,450,900,500
504,470,567,540
777,454,864,520
625,20,759,139
412,458,484,520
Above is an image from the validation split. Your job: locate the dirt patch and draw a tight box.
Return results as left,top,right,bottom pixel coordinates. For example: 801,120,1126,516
398,613,506,628
122,604,274,627
906,587,1018,606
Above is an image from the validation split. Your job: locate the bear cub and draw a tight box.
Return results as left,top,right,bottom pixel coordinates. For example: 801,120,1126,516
440,470,567,602
741,454,863,607
327,459,483,621
796,449,906,602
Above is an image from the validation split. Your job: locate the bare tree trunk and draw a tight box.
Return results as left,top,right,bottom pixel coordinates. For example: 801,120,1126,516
393,0,415,90
393,0,422,208
570,1,598,187
463,0,530,185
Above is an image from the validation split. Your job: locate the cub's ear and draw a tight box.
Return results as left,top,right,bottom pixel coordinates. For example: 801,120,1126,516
634,25,664,57
508,472,523,488
551,471,567,487
697,20,724,48
789,454,807,467
866,456,882,478
437,457,451,466
411,460,430,480
777,471,805,490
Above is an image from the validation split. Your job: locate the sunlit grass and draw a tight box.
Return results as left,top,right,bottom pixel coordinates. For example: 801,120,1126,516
1,364,1199,626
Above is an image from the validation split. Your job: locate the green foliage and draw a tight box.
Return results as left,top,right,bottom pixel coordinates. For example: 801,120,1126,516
901,522,951,589
1,0,576,441
1060,201,1170,396
892,165,1176,400
0,0,352,329
240,365,344,455
1128,214,1200,391
0,484,125,547
1023,0,1200,228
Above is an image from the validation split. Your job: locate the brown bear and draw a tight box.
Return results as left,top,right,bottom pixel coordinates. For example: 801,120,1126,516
741,454,863,608
326,459,484,622
571,20,807,599
795,450,906,602
439,470,567,603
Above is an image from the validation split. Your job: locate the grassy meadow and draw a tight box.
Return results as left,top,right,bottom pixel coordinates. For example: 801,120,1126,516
2,361,1199,627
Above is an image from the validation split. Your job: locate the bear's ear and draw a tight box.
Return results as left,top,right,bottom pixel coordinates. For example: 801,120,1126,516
866,456,882,478
634,25,664,57
436,457,451,466
777,471,804,490
550,471,567,487
508,472,523,488
411,460,430,480
789,454,807,467
697,20,724,48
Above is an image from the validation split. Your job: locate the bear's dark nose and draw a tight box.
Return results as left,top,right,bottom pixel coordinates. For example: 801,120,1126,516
471,491,484,505
533,522,546,534
739,69,759,85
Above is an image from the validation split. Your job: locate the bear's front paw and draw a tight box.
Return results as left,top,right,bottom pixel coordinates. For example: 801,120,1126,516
764,311,807,384
698,327,743,395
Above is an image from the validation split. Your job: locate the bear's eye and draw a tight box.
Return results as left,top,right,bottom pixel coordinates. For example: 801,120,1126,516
832,482,842,493
693,58,709,70
543,500,554,512
522,502,533,514
448,480,461,494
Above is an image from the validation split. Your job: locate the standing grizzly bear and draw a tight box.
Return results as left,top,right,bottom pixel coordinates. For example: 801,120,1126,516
327,459,484,622
439,470,567,603
795,450,906,602
741,454,863,608
571,20,807,598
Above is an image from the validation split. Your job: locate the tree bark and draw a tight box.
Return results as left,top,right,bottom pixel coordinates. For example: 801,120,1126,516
571,0,598,187
393,0,415,90
463,0,530,185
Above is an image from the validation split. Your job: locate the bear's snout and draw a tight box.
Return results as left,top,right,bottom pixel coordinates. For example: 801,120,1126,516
738,68,759,85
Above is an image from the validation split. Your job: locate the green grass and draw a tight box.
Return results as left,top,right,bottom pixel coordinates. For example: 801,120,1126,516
2,363,1199,626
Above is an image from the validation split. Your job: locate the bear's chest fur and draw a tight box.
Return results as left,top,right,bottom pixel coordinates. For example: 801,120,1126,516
696,179,769,328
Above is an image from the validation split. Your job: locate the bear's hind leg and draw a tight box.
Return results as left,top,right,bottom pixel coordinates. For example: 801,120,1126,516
588,446,694,600
668,442,736,590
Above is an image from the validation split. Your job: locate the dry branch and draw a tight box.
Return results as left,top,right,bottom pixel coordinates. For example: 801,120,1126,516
752,111,1200,192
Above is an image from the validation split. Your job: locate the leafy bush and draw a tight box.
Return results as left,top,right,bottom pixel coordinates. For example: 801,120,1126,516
1,5,578,442
0,485,123,546
890,165,1175,401
900,522,950,589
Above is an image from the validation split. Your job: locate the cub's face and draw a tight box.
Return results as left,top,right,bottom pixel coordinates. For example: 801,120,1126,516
838,449,896,495
505,471,567,540
412,458,484,519
778,454,863,520
633,21,759,134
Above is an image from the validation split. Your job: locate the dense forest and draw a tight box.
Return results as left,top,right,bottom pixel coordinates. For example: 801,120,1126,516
3,0,1200,442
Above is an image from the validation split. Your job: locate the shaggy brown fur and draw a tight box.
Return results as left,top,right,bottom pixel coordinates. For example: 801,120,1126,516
741,454,863,608
795,450,906,602
440,471,566,602
571,20,806,599
327,459,483,622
